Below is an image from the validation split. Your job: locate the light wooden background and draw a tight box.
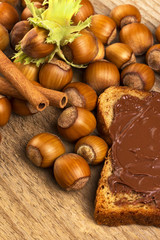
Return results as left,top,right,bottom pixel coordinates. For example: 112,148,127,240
1,0,160,239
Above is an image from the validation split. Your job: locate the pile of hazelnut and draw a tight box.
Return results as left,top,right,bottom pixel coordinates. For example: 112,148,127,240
0,0,159,191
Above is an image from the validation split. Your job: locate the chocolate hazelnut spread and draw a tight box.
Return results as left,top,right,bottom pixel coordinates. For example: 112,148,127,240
108,92,160,207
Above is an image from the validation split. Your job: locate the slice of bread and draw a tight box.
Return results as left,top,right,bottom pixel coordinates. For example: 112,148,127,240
95,86,160,226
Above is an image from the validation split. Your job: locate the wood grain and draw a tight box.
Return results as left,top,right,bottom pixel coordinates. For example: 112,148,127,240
1,0,160,239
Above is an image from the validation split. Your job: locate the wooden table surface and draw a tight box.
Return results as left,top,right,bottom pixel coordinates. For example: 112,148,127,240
1,0,160,239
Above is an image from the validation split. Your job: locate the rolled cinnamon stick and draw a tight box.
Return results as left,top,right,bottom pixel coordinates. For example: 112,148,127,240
38,86,68,108
0,76,68,108
0,50,49,111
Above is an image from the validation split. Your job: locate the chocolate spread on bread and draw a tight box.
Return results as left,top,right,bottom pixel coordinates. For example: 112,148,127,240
108,92,160,207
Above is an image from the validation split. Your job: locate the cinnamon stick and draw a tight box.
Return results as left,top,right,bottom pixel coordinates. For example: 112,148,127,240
0,50,49,111
0,76,68,108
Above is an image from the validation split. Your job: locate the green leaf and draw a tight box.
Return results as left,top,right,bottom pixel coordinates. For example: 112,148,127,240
41,0,82,25
15,0,92,68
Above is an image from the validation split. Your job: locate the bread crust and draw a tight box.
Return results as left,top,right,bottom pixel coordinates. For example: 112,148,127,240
95,86,160,226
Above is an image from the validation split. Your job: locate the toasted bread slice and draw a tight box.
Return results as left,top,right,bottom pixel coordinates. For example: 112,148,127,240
95,86,160,226
94,149,160,226
97,86,149,145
